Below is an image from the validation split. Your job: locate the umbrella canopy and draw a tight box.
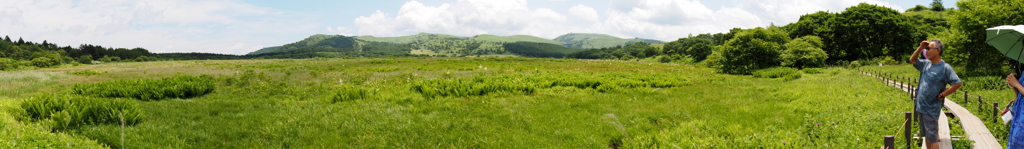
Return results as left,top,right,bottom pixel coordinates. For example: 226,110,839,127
987,25,1024,63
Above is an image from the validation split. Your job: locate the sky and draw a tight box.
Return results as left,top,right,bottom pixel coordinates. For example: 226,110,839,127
0,0,955,55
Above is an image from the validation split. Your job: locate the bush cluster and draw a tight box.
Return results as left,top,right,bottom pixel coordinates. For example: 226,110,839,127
962,76,1010,90
72,75,216,101
412,77,536,98
801,68,825,74
548,73,690,92
753,67,802,80
331,85,369,103
66,69,106,76
20,94,143,131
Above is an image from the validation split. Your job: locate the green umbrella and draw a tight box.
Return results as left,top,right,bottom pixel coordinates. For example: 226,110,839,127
987,25,1024,63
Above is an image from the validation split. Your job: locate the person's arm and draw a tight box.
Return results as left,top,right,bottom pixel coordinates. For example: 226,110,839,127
1009,74,1024,94
910,41,928,65
937,83,962,100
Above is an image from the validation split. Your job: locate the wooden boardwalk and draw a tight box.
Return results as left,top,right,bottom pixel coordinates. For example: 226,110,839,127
862,71,1002,149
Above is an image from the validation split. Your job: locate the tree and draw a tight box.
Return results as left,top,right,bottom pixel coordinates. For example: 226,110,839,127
785,11,834,39
16,37,24,45
77,55,93,64
3,36,9,42
781,36,829,68
0,58,16,70
31,57,54,68
707,27,790,74
687,43,712,61
940,0,1024,76
931,0,945,11
663,37,714,61
821,3,919,61
908,5,929,12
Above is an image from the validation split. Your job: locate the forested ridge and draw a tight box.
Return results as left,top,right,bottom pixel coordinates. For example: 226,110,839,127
568,0,1022,76
0,35,159,70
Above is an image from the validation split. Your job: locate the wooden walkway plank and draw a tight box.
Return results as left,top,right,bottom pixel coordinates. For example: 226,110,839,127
943,99,1003,148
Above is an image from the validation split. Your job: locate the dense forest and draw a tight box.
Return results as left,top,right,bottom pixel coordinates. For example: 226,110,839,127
567,0,1021,76
0,35,159,70
502,42,581,58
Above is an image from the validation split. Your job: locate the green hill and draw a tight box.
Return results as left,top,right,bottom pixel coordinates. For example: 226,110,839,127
246,34,414,57
554,33,664,49
248,32,661,58
496,35,563,45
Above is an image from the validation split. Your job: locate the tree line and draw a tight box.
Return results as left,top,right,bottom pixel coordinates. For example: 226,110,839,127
568,0,1020,76
0,36,159,70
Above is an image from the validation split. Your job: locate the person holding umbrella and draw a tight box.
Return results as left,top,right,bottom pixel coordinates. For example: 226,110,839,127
910,39,962,149
990,25,1024,148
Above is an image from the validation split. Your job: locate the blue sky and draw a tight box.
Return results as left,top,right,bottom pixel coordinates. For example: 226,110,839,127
0,0,954,55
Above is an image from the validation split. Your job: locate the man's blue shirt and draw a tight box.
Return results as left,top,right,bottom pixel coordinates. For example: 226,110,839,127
914,59,961,116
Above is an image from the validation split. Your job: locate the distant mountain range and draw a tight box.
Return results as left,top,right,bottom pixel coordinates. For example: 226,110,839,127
247,33,663,58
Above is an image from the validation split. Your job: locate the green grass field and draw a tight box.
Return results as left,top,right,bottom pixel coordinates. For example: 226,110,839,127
1,57,916,148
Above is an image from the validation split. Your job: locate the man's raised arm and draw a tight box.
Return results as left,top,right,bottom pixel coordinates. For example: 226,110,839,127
910,41,928,65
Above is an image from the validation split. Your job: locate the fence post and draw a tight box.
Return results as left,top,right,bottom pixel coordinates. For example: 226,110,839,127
908,78,913,100
904,112,912,149
901,76,905,91
979,96,983,112
995,102,1000,123
964,91,968,104
884,135,895,149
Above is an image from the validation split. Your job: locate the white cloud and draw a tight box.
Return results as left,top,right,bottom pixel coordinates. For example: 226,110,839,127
599,0,763,40
733,0,901,26
569,4,600,23
595,0,903,41
352,0,908,42
0,0,316,55
354,0,570,38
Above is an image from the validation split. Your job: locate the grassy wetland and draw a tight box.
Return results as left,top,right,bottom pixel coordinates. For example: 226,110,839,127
0,57,916,148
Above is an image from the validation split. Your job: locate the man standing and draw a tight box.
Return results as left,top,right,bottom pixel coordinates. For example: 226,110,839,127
909,39,962,149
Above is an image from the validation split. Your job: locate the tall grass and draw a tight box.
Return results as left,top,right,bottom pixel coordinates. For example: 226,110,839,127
753,67,802,80
20,94,143,131
412,77,536,98
0,71,67,98
331,85,369,103
0,97,107,148
6,57,914,148
72,75,216,101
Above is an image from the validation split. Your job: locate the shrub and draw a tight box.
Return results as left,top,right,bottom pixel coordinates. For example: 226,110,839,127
596,84,621,93
801,68,825,74
706,27,790,74
780,36,828,68
72,75,216,101
849,61,862,67
31,57,56,68
331,85,369,103
0,58,17,70
66,70,106,76
98,56,120,63
412,77,535,98
20,94,143,131
962,76,1010,90
77,55,93,64
657,56,672,63
753,67,801,79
